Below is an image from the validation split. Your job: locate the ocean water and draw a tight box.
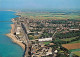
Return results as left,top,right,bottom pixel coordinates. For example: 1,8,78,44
0,11,24,57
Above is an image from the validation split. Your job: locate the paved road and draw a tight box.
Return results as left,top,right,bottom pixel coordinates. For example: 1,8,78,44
20,23,30,57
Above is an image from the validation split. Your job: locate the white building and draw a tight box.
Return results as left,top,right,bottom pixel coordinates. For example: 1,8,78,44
16,27,21,35
39,37,52,42
69,29,79,31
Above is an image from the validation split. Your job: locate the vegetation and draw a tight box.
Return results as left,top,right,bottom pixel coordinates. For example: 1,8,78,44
20,11,80,20
60,37,79,41
69,49,80,52
73,51,80,56
55,31,80,39
56,53,68,57
68,40,80,44
40,33,53,38
42,41,51,45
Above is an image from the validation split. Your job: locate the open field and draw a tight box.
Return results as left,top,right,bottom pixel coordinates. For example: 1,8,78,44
68,40,80,44
42,41,51,45
70,49,80,52
60,37,77,41
62,43,80,50
17,12,80,20
73,51,80,56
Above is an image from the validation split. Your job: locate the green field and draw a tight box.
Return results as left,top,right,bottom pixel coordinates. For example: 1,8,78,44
60,36,80,44
69,49,80,52
19,12,80,20
73,51,80,56
68,40,80,44
61,37,77,41
42,41,51,45
69,49,80,56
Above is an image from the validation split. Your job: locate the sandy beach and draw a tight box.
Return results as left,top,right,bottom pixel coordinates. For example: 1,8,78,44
6,24,25,50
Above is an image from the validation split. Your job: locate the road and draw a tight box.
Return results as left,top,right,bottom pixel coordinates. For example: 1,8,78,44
52,30,57,39
12,18,30,57
20,23,30,57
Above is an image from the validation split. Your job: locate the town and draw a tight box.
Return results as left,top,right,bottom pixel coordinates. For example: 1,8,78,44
1,0,80,57
10,16,80,57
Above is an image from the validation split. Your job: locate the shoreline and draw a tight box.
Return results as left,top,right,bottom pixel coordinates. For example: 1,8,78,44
6,24,25,50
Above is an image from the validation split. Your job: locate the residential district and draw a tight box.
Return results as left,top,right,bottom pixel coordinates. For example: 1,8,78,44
11,17,80,57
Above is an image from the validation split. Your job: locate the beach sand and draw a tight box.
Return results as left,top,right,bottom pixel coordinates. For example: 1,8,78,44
6,24,25,50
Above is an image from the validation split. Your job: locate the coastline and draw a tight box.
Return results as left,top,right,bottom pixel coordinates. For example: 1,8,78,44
6,24,25,50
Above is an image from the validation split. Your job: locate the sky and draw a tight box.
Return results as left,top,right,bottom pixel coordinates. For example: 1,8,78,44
0,0,80,10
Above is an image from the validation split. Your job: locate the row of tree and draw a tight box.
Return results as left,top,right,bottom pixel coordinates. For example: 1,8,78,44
55,31,80,39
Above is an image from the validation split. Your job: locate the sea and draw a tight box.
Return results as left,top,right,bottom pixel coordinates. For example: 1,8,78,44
0,11,24,57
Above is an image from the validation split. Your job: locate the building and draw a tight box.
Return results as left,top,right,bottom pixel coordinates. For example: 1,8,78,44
39,37,52,42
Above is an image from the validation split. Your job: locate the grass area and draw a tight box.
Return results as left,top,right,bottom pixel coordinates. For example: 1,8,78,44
61,37,77,41
60,36,80,44
42,41,51,45
69,49,80,52
73,51,80,56
20,12,80,20
28,35,39,40
68,40,80,44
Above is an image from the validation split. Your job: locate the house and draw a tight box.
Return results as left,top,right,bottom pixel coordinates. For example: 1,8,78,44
31,42,52,57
